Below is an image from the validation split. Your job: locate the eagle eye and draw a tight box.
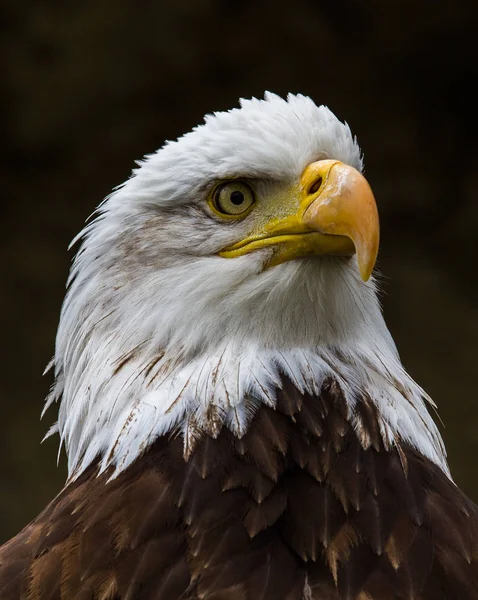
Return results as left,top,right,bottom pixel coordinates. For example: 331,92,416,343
210,181,255,218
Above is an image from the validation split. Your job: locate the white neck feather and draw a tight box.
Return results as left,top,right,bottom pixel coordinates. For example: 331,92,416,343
44,253,448,480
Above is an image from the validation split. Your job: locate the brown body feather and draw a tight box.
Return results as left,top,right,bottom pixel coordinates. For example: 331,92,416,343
1,379,478,599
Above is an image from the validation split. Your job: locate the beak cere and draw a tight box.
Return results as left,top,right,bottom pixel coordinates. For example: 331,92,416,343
300,160,380,281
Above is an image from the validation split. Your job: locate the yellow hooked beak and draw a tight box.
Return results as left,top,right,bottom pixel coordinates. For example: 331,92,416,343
219,159,379,281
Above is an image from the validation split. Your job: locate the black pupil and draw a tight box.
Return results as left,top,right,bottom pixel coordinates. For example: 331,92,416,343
230,190,245,205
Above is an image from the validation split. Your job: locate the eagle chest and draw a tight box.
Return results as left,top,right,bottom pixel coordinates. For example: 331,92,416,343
5,381,475,600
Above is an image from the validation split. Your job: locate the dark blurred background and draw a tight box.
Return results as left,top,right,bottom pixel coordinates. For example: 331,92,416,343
1,0,477,542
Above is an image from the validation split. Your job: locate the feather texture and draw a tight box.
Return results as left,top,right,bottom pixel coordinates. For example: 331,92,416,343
1,379,477,599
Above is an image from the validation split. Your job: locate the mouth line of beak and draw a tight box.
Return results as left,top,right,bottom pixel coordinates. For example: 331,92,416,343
224,230,314,252
220,230,355,260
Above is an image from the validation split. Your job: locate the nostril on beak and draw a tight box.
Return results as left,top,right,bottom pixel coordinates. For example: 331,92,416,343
308,176,323,195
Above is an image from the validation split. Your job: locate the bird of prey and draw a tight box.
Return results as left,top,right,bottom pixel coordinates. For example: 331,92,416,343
0,93,477,600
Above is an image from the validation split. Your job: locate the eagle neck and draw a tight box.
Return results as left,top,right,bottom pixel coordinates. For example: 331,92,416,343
47,334,449,482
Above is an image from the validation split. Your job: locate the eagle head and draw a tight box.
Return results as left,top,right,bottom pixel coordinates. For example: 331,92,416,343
46,93,446,479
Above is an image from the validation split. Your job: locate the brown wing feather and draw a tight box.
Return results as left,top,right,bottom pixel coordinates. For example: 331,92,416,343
1,379,478,599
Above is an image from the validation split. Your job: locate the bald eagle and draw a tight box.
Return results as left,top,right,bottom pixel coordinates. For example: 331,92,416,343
1,93,477,600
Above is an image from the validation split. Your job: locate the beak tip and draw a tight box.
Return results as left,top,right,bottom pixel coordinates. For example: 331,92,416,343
360,269,372,282
358,251,378,282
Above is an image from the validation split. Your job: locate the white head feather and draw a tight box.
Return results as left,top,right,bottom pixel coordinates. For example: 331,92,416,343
43,92,448,479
